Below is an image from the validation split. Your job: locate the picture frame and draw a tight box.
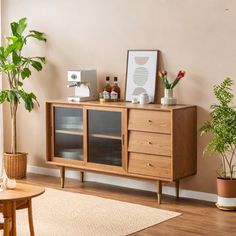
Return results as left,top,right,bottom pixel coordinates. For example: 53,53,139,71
125,50,159,102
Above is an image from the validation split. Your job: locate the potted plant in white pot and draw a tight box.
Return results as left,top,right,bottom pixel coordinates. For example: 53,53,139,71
200,78,236,210
0,18,46,179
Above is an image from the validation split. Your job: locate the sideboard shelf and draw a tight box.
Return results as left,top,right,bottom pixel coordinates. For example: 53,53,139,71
55,129,83,136
55,129,120,140
46,100,197,204
89,133,122,140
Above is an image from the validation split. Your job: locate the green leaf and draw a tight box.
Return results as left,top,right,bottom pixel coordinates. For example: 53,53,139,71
170,78,180,89
21,67,31,80
4,43,18,58
213,78,234,106
29,92,37,100
18,90,38,111
31,61,42,71
36,57,46,64
28,30,47,42
0,47,5,61
4,64,16,71
17,81,23,87
7,90,19,104
10,22,19,36
163,76,171,89
0,91,8,103
12,51,21,64
6,36,24,53
6,36,19,43
17,18,27,35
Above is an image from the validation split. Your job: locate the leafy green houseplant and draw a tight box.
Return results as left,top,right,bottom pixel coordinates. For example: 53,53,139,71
200,78,236,210
0,18,46,178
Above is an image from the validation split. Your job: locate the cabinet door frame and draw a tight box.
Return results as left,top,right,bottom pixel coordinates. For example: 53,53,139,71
84,106,127,173
50,104,85,166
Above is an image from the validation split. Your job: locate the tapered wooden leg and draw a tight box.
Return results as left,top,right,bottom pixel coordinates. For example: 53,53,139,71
157,180,162,204
60,166,65,188
175,180,180,198
27,199,35,236
3,218,12,236
12,202,16,236
3,202,13,236
80,172,84,183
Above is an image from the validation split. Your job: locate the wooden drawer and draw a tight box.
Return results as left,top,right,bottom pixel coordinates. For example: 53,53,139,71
128,109,171,134
128,131,172,156
128,153,171,178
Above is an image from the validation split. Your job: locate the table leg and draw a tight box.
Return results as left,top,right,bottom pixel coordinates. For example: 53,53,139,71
175,180,180,198
157,180,162,205
3,218,12,236
60,166,65,188
27,199,35,236
3,202,13,236
12,202,16,236
80,172,84,183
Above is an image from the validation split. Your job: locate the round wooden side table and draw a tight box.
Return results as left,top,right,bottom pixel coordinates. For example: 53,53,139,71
0,183,45,236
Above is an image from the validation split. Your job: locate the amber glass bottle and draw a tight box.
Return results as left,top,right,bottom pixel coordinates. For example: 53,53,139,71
111,77,120,101
103,76,112,99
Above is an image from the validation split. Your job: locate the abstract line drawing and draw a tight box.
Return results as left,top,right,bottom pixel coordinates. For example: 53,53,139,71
125,50,158,102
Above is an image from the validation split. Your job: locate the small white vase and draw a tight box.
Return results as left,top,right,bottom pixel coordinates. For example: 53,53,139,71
5,178,17,189
161,89,177,106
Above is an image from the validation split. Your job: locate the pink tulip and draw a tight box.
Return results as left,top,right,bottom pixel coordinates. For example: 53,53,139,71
177,70,186,79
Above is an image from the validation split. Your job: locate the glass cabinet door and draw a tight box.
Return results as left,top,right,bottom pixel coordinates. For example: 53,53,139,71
87,109,122,166
54,107,84,161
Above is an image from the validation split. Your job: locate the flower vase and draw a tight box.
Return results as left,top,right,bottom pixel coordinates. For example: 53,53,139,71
5,178,17,189
161,89,177,106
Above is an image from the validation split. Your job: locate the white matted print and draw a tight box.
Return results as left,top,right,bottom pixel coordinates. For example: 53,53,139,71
125,50,158,102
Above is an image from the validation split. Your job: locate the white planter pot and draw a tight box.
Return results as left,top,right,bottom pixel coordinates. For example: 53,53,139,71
161,89,176,106
216,178,236,210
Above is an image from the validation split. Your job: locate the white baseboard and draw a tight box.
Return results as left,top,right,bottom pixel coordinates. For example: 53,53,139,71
28,165,217,203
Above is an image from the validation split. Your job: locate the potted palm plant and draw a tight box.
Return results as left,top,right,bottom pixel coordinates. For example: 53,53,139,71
0,18,46,179
200,78,236,210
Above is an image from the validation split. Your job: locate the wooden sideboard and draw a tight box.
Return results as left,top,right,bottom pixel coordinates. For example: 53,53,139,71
46,100,197,203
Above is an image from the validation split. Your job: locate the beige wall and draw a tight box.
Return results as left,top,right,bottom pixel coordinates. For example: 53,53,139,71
2,0,236,194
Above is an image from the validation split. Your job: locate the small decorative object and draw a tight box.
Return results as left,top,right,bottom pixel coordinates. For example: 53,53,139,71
0,18,46,179
199,78,236,210
110,77,121,101
139,93,150,105
159,70,186,106
131,96,139,104
125,50,159,102
0,176,4,192
5,178,17,189
99,76,121,102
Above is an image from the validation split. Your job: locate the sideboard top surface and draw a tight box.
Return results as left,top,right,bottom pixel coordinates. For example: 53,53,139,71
46,100,196,111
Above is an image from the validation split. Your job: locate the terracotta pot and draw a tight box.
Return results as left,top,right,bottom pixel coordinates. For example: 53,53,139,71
216,178,236,210
4,152,28,179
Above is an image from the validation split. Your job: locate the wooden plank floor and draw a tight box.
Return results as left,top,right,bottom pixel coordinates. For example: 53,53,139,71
18,173,236,236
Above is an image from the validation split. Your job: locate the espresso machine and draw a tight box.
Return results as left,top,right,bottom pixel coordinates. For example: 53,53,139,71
67,69,97,102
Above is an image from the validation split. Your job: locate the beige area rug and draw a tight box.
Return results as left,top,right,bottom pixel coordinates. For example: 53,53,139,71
1,188,181,236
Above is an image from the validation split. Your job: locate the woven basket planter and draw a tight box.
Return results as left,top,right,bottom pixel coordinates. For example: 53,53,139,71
4,152,28,179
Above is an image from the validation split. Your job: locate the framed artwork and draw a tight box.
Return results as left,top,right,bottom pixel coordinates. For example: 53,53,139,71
125,50,159,102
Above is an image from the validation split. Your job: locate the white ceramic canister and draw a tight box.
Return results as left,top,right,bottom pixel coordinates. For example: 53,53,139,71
139,93,150,104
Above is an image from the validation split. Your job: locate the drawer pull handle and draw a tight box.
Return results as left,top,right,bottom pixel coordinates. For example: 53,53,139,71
147,141,152,145
146,163,153,167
